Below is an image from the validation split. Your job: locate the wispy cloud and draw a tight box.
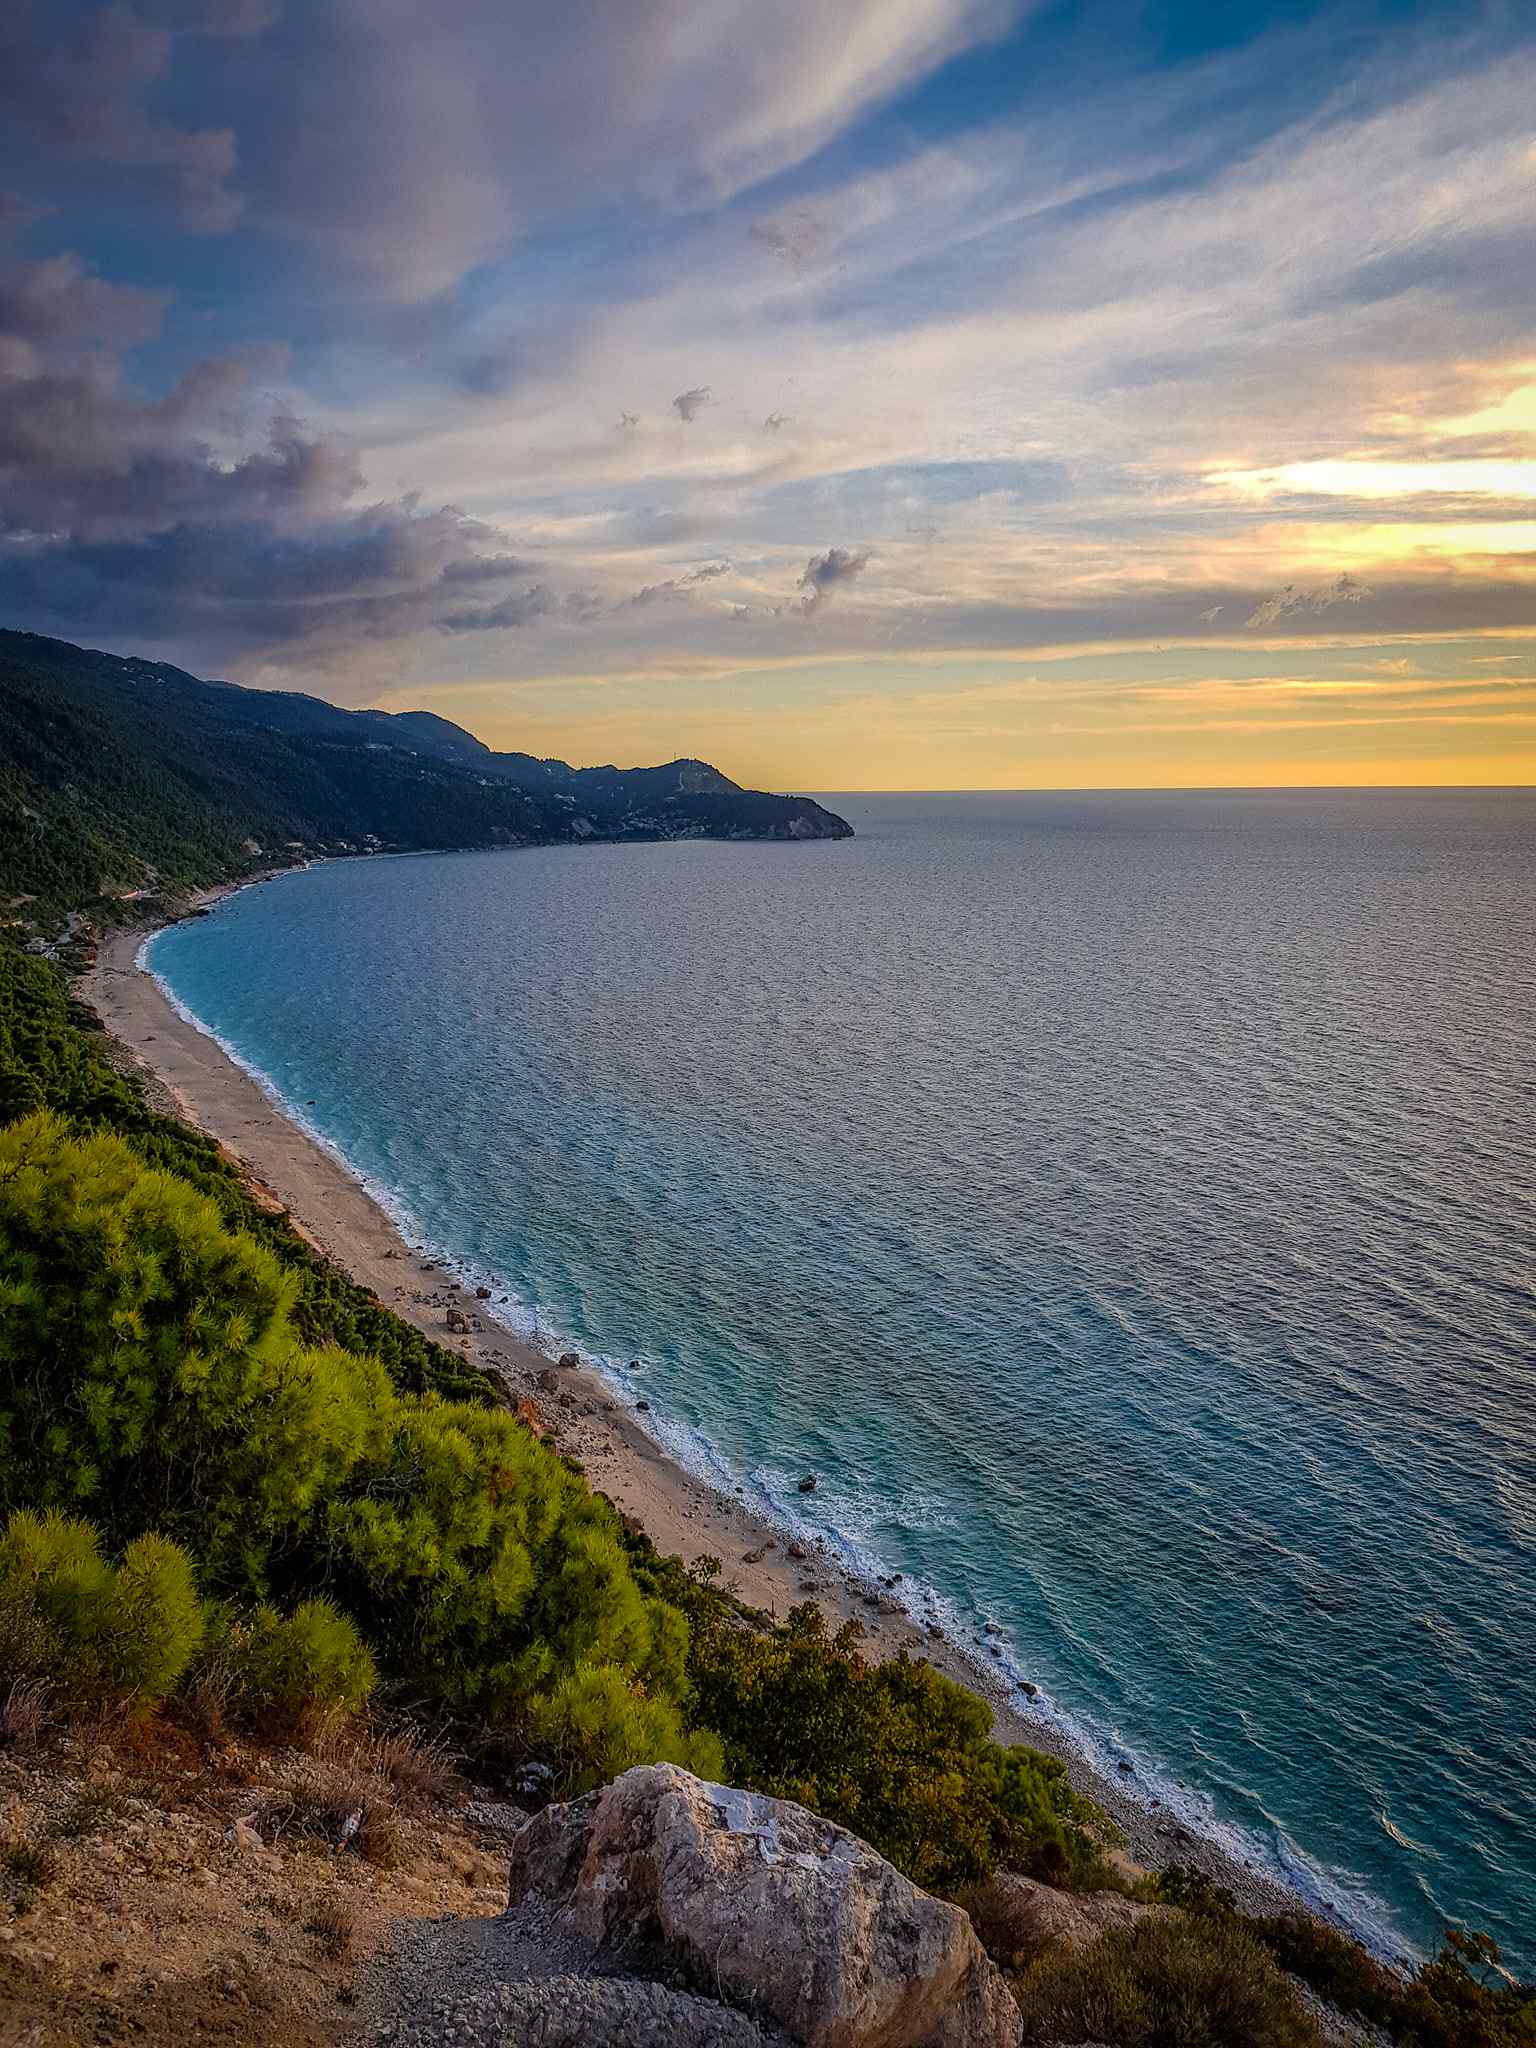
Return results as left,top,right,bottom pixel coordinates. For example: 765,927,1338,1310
1246,575,1374,628
1,0,1533,784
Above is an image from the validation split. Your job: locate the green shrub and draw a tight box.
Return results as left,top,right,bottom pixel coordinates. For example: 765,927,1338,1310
230,1598,378,1725
96,1534,204,1703
0,941,488,1409
1401,1932,1536,2048
1011,1911,1322,2047
531,1662,724,1792
0,1115,703,1769
1165,1876,1536,2048
678,1591,1096,1896
0,1509,203,1708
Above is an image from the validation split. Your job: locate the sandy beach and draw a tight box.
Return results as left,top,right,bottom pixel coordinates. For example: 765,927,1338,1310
81,897,1305,1919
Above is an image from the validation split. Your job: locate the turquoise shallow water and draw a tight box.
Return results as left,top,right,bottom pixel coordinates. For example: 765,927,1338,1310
149,791,1536,1968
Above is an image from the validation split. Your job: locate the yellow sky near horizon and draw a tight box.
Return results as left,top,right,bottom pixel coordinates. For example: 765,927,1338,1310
381,642,1536,791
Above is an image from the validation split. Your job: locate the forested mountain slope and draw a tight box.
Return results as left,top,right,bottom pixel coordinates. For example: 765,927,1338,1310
0,630,851,915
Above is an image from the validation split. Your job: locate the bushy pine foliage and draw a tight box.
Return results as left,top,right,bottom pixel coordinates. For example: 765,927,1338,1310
0,942,494,1408
532,1664,723,1792
223,1599,378,1724
0,1510,204,1707
673,1582,1098,1897
0,1112,697,1769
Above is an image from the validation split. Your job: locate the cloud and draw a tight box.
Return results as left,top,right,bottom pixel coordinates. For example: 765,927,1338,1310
749,210,827,278
99,0,1021,298
6,0,1536,719
1245,574,1374,627
673,386,713,422
0,356,358,542
0,251,567,662
797,545,870,613
627,560,732,606
0,496,561,655
0,2,247,230
0,251,165,354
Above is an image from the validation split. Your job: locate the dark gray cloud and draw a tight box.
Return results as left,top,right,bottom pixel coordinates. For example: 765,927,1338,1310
673,386,713,423
0,2,245,230
0,360,357,541
0,252,563,662
439,582,556,633
0,502,560,654
797,545,870,613
0,251,165,350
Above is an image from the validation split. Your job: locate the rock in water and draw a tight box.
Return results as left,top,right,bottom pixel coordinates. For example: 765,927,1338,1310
506,1763,1021,2048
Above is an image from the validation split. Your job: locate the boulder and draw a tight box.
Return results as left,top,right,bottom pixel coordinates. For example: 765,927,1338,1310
507,1764,1020,2048
476,1285,493,1299
536,1369,560,1394
445,1307,470,1334
557,1351,581,1369
966,1872,1175,1968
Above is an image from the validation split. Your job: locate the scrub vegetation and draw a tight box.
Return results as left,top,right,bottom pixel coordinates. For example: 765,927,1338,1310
0,936,1095,1887
0,934,1531,2047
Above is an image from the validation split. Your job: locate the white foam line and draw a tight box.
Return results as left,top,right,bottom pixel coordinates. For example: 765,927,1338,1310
143,910,1414,1970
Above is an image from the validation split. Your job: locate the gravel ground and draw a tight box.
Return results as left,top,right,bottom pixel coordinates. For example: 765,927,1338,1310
361,1900,791,2047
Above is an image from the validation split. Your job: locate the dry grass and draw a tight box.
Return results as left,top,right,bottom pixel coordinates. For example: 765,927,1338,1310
178,1653,238,1747
0,1676,52,1750
47,1777,131,1841
364,1723,462,1815
1,1834,60,1913
0,1948,336,2048
259,1749,404,1869
302,1900,355,1959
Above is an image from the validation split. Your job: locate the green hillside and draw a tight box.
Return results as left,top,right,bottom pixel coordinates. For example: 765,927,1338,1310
0,631,851,919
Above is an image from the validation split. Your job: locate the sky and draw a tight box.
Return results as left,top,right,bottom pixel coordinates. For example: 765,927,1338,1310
2,0,1536,788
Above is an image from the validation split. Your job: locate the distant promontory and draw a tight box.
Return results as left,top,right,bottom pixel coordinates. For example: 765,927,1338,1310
0,629,852,918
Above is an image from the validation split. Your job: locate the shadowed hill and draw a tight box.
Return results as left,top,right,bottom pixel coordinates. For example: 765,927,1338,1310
0,630,851,915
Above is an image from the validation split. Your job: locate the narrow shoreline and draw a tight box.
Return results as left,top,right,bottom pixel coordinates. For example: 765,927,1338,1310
81,882,1329,1931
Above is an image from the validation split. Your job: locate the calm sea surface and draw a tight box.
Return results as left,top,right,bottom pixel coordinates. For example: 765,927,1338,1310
150,791,1536,1965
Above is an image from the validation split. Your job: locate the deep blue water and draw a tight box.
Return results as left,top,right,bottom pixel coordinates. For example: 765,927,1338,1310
149,791,1536,1968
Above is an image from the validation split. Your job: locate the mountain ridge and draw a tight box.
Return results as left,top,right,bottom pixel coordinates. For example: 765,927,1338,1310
0,630,851,916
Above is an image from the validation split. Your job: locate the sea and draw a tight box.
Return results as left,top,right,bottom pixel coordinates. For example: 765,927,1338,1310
147,790,1536,1970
